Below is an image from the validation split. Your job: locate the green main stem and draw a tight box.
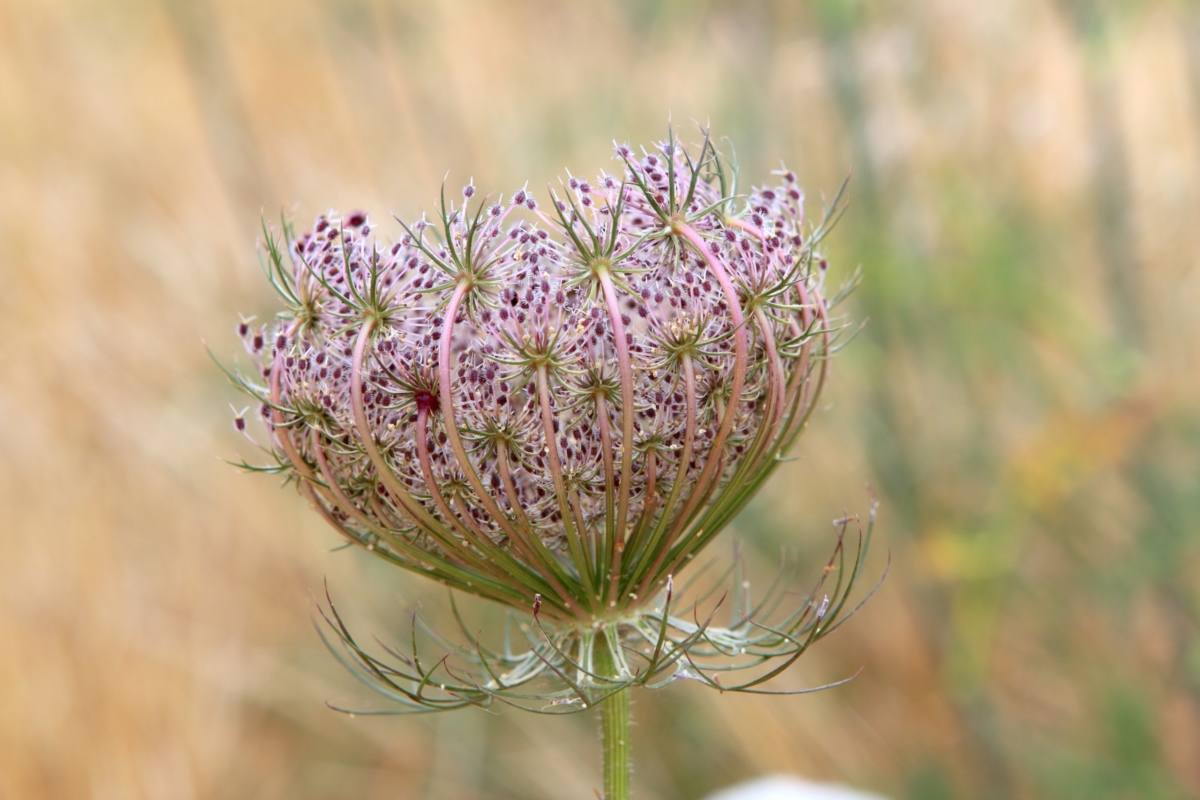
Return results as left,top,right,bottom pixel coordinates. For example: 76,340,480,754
600,686,631,800
595,629,631,799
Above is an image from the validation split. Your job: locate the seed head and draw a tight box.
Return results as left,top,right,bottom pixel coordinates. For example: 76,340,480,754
231,130,853,625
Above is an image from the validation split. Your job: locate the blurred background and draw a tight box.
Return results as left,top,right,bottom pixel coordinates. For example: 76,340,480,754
3,0,1199,798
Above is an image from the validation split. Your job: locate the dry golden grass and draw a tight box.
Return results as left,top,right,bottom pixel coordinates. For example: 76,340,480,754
2,1,1199,798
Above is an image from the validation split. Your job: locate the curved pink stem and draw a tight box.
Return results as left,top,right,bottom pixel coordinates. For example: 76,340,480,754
436,282,526,545
729,213,822,451
659,270,834,581
275,330,518,600
414,407,498,564
596,268,635,606
349,320,442,534
633,353,697,600
311,427,401,546
776,273,824,447
669,221,748,531
595,393,616,557
756,307,787,436
493,444,583,600
636,448,658,544
268,324,327,499
726,217,763,239
495,445,535,535
309,426,492,585
431,293,586,615
536,364,597,606
724,217,786,438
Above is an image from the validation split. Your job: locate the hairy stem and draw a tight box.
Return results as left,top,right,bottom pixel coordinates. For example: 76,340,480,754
595,631,631,800
601,690,631,800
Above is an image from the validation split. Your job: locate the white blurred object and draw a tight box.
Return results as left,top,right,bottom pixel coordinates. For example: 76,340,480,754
704,775,891,800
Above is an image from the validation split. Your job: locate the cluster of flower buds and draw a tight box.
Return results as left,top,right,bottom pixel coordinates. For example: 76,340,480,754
226,131,873,719
227,130,870,712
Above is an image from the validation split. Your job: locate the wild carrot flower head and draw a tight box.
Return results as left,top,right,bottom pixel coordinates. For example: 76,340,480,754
227,129,871,712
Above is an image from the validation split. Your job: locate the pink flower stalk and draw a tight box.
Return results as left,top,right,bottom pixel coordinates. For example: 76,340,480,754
237,131,838,623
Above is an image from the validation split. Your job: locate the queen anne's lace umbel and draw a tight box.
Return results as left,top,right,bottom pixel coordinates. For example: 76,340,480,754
235,132,846,625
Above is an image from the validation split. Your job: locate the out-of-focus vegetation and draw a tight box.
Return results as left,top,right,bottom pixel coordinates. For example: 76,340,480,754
2,1,1198,798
